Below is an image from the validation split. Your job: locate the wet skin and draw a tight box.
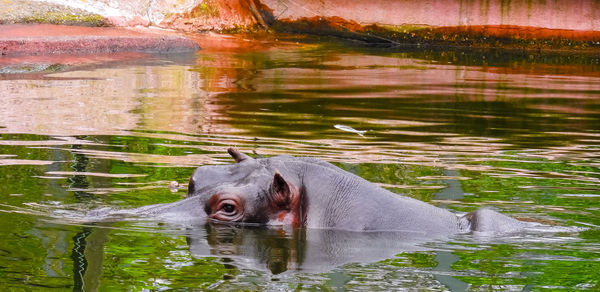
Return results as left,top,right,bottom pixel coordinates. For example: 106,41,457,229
126,148,529,235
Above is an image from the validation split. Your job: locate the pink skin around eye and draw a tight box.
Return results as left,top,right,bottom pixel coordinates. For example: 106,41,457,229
208,193,244,222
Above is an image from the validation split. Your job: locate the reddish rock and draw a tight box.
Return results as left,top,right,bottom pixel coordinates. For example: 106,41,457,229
262,0,600,32
0,24,200,56
161,0,271,31
435,25,600,43
262,0,600,51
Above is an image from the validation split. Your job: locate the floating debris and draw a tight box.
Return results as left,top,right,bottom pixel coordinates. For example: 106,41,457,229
169,181,180,193
334,124,367,137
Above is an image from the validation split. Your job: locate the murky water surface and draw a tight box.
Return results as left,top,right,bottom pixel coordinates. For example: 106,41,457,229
1,34,599,290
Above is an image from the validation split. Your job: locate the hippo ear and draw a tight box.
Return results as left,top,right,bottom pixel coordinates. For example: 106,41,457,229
270,173,292,209
227,148,252,163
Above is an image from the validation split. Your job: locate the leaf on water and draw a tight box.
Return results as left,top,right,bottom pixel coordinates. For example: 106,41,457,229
334,124,367,136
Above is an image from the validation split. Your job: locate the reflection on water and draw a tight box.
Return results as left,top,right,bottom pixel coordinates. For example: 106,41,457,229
0,34,599,290
193,224,439,274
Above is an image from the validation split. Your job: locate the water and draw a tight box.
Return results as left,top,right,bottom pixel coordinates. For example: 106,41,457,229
1,34,599,290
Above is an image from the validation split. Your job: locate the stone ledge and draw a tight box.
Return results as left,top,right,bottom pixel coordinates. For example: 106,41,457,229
0,24,201,57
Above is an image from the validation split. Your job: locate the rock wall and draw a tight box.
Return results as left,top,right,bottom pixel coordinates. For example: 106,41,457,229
30,0,600,32
31,0,266,29
262,0,600,51
9,0,600,50
263,0,600,31
34,0,202,26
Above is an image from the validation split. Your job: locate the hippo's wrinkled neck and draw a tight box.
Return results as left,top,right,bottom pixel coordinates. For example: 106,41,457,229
298,164,359,229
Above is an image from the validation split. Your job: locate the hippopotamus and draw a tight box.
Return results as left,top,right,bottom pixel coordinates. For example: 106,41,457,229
129,148,529,235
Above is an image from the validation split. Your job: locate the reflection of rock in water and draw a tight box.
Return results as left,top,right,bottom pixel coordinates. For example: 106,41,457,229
68,144,93,200
188,224,444,274
71,227,92,291
0,60,219,137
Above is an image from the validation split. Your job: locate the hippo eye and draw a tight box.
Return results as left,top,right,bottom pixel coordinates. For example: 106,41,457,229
222,203,235,214
210,197,242,221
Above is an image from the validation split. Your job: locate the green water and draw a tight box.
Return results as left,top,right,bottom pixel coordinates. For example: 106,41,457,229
1,36,599,290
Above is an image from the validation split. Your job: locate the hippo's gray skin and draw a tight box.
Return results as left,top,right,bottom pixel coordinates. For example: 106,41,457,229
127,148,529,234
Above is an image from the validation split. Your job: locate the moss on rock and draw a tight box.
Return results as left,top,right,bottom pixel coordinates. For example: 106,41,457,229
22,12,107,27
0,0,108,26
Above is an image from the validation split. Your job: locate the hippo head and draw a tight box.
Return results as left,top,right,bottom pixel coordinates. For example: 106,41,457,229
187,149,305,227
